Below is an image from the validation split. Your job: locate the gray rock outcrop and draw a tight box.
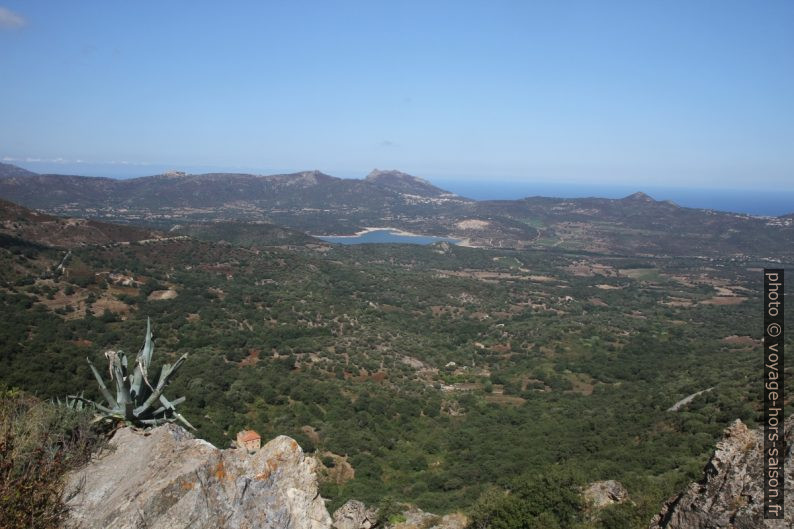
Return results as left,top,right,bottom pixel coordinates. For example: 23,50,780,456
332,499,378,529
583,480,629,508
649,415,793,529
64,424,332,529
390,506,467,529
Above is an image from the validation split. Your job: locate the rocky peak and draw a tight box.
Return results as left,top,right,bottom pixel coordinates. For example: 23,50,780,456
649,415,793,528
365,169,431,186
295,170,334,185
364,169,453,198
265,169,336,187
622,191,655,202
64,424,332,529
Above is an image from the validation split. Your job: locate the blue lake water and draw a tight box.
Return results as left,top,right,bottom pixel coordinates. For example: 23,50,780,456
432,180,794,217
317,230,459,245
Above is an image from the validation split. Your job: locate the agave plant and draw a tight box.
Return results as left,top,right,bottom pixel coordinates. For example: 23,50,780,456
72,318,194,429
53,393,87,411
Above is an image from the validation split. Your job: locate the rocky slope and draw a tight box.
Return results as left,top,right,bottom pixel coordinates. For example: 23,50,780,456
649,415,793,528
64,424,332,529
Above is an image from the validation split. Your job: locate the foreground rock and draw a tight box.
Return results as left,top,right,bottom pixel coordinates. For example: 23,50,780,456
649,415,793,528
64,424,332,529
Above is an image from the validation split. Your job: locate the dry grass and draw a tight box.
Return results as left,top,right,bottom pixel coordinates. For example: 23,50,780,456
484,394,527,406
0,389,104,529
721,335,758,348
90,297,131,316
700,296,746,306
147,289,178,301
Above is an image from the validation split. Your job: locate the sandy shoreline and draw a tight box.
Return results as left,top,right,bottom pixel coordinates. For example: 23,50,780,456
312,226,434,238
310,227,480,247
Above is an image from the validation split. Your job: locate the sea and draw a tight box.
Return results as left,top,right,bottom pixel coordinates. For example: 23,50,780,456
433,180,794,217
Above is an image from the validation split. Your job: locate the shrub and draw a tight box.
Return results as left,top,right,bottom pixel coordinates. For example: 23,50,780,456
467,472,583,529
377,496,404,523
0,388,103,529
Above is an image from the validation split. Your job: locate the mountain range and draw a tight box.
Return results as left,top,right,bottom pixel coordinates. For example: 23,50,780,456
1,162,792,259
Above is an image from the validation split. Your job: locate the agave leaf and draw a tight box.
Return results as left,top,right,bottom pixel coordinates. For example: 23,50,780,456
86,358,119,410
132,354,188,417
152,395,186,416
161,395,186,408
82,319,192,429
132,363,171,417
71,395,115,416
138,418,169,426
131,317,154,397
153,394,195,429
142,317,154,366
111,352,131,405
130,365,143,400
172,411,196,430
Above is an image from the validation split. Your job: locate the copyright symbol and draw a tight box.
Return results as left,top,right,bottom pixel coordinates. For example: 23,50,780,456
767,323,781,337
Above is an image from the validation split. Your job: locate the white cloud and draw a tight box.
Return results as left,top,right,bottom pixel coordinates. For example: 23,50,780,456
2,156,153,166
0,6,25,29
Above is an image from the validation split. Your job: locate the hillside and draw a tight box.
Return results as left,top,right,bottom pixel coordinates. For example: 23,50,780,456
170,221,327,248
0,198,160,248
476,192,794,257
0,198,788,526
1,163,792,258
0,162,37,178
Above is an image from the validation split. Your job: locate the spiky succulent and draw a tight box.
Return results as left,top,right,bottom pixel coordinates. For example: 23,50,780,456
72,318,194,429
53,393,86,411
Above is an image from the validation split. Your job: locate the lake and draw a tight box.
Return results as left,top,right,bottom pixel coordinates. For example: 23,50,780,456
316,229,459,245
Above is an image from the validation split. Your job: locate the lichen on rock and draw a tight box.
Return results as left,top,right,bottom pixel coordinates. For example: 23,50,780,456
64,424,332,529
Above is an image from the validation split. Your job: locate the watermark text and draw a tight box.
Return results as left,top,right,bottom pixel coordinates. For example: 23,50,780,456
764,269,784,519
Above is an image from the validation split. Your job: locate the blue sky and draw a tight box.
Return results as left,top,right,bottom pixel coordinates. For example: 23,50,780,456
0,1,792,189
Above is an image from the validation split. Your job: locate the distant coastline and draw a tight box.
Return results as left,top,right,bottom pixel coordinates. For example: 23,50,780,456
433,180,794,217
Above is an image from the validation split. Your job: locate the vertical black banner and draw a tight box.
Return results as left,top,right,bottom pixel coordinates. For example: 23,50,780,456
764,269,784,519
